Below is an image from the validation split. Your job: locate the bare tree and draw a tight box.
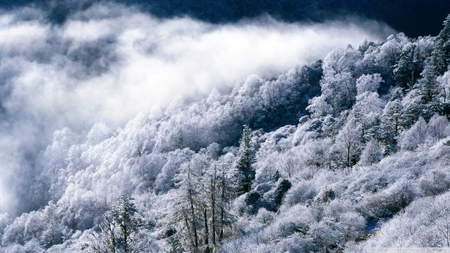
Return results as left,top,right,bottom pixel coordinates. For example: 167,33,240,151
335,120,363,168
94,195,144,253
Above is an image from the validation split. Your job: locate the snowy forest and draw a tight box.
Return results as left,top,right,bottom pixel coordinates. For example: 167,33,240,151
1,1,450,253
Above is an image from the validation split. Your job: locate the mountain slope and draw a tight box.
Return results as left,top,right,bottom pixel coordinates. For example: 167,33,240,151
1,10,450,253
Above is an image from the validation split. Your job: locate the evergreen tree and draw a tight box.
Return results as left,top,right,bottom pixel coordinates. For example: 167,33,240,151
272,179,292,211
431,39,448,76
234,125,255,195
401,58,441,127
394,44,422,90
433,14,450,76
439,14,450,40
415,59,439,104
394,45,414,90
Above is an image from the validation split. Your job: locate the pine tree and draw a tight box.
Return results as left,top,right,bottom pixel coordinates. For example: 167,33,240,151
434,14,450,76
431,39,448,76
416,59,439,104
272,179,292,211
394,44,422,90
439,14,450,42
234,125,255,196
401,59,441,125
394,46,414,90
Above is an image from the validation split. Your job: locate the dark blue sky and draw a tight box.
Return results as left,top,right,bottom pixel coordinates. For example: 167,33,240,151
1,0,449,38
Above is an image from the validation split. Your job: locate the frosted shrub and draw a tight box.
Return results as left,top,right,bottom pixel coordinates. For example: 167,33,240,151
361,178,418,219
284,181,318,207
419,170,450,196
256,208,275,225
398,117,427,150
427,114,450,142
358,139,383,166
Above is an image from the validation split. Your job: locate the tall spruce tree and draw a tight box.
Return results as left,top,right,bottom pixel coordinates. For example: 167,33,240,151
438,14,450,43
394,44,422,90
431,39,448,76
416,59,439,104
394,45,414,90
401,58,441,125
433,14,450,75
234,125,255,196
380,98,402,154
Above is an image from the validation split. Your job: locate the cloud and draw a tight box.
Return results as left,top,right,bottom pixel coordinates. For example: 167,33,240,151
0,2,395,214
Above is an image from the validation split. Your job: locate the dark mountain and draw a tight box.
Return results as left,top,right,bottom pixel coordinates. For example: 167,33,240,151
1,0,449,37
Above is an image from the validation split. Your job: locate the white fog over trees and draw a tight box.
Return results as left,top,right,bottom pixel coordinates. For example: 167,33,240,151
0,1,450,252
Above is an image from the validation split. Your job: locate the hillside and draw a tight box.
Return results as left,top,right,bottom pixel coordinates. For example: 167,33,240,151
1,6,450,253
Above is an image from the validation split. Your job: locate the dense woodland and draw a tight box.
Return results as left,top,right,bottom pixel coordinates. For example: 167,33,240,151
2,9,450,253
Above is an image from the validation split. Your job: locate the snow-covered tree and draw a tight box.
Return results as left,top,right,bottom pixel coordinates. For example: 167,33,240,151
334,119,363,168
437,69,450,103
415,59,439,104
398,117,428,150
353,74,385,140
234,125,256,195
202,160,235,251
427,114,450,142
95,195,144,253
171,157,204,253
358,139,383,166
379,89,404,153
431,39,448,76
307,45,361,117
394,44,416,90
438,14,450,43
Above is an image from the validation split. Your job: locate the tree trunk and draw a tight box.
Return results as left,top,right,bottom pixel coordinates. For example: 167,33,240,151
204,209,210,253
210,175,216,246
